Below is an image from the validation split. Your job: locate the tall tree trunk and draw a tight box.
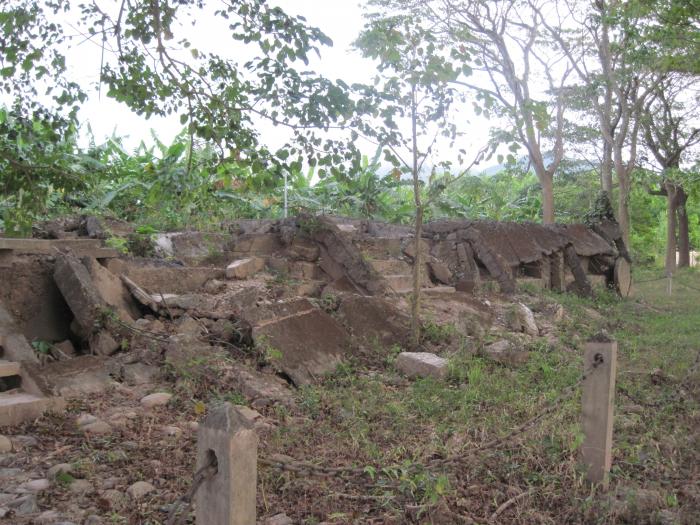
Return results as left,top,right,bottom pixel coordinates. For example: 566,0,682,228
410,84,422,347
664,181,678,275
676,186,690,268
616,166,631,246
601,140,614,195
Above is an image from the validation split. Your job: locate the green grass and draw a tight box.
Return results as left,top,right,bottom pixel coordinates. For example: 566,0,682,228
258,267,700,523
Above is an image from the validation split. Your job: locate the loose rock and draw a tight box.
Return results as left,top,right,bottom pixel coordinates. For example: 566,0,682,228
140,392,173,408
16,478,50,493
126,481,155,501
48,463,74,480
0,435,11,453
396,352,449,380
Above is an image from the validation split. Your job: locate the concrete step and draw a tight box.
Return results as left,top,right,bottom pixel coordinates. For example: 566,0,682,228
370,258,412,275
0,360,20,378
0,392,51,427
358,237,404,258
0,238,118,258
395,286,457,296
385,274,414,293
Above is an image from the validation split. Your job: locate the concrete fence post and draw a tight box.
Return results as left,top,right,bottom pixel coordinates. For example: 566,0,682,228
196,403,258,525
581,340,617,489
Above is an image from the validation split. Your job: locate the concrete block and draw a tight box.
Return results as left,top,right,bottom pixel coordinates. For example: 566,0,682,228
396,352,448,380
196,403,258,525
54,254,104,332
225,257,265,280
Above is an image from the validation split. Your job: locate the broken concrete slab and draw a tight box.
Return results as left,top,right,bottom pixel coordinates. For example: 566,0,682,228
482,340,530,366
287,238,320,262
396,352,448,380
226,257,265,280
336,295,410,349
428,260,452,285
230,364,294,408
82,257,140,322
88,330,120,356
251,304,349,386
27,356,112,397
0,301,38,363
0,257,74,343
53,254,105,333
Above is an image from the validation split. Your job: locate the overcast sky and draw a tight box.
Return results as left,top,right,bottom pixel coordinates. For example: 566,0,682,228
58,0,494,170
70,2,378,148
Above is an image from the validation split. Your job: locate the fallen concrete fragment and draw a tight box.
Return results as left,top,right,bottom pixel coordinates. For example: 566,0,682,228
516,303,539,337
226,257,265,279
54,254,105,333
482,340,530,366
336,295,410,349
396,352,448,380
82,257,140,322
251,303,349,386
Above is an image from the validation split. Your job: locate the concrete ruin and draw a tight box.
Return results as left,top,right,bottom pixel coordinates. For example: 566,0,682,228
0,215,629,425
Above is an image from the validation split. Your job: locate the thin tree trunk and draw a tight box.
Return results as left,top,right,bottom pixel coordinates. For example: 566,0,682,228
677,186,690,268
664,181,678,275
539,170,555,224
410,84,422,347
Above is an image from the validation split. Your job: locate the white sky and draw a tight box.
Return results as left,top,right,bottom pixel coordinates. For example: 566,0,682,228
69,2,377,148
59,0,494,170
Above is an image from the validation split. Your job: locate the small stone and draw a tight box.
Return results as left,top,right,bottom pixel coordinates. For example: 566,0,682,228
11,435,38,449
0,468,22,479
175,315,204,336
0,436,11,453
76,413,98,427
84,515,103,525
16,478,50,493
82,421,113,435
100,478,119,490
396,352,448,380
186,421,199,432
36,509,62,524
89,330,120,356
101,489,127,509
161,426,182,438
52,339,77,360
9,494,39,515
0,508,7,519
126,481,155,500
122,363,159,385
48,463,74,480
263,513,294,525
140,392,173,408
69,478,93,495
203,279,226,294
0,493,14,505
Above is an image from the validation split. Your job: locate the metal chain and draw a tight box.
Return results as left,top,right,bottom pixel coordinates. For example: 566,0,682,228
166,454,218,525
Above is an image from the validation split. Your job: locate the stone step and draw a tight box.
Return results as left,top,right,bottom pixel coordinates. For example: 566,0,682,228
370,258,412,275
0,392,51,427
0,360,21,378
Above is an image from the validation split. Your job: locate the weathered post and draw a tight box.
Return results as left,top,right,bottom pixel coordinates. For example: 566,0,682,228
581,339,617,489
196,403,258,525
